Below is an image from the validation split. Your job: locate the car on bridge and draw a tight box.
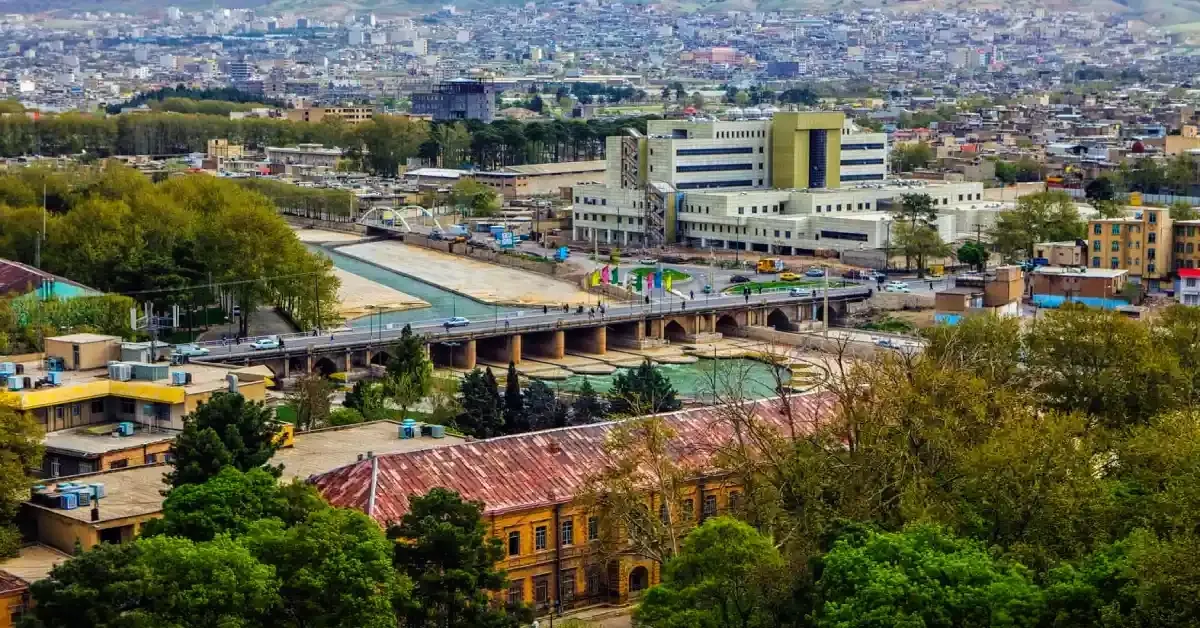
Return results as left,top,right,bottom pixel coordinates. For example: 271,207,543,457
171,343,209,358
805,267,826,278
788,287,813,297
884,282,912,293
444,317,471,328
250,336,280,350
729,275,751,284
779,272,801,281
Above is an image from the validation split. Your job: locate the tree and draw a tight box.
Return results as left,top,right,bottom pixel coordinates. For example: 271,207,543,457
0,404,42,558
891,142,934,172
989,191,1084,261
166,392,282,488
458,367,504,438
1170,200,1198,221
1091,199,1126,219
503,361,527,434
1026,306,1185,428
244,508,413,628
609,359,681,415
344,379,388,420
814,525,1045,628
582,417,692,566
525,380,567,430
571,378,607,423
145,467,324,542
328,407,366,426
528,94,544,113
385,324,433,420
450,179,500,216
287,372,335,430
27,535,279,628
1084,176,1115,202
357,115,430,176
635,517,787,628
891,193,943,274
957,240,988,271
690,92,706,110
388,488,525,628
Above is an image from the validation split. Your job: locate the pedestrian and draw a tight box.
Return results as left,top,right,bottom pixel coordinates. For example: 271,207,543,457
680,300,686,311
689,290,694,300
744,291,749,303
928,280,934,290
758,286,763,294
444,321,451,332
563,303,569,313
543,305,548,314
330,333,334,343
645,295,650,304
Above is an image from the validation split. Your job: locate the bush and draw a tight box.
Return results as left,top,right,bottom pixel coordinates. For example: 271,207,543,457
327,407,365,426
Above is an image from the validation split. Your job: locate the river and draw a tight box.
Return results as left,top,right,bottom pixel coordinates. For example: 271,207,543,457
316,244,786,400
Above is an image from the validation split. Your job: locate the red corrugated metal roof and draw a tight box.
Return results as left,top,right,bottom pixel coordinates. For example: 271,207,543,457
1179,269,1200,278
310,393,837,524
0,571,28,595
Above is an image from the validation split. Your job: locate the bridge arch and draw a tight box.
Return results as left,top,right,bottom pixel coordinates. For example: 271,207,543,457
716,314,740,337
312,357,339,377
664,320,688,343
767,308,792,332
370,350,393,366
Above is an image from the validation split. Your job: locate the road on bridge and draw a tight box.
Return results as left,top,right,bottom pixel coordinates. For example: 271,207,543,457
193,285,872,362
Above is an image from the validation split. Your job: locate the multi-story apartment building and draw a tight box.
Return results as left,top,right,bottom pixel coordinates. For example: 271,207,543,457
1087,206,1171,288
311,393,835,614
571,112,989,258
1172,219,1200,271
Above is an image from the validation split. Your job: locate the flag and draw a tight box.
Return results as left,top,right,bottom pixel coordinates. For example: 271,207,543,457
654,271,663,289
590,270,600,286
611,267,619,283
601,265,611,284
665,274,673,291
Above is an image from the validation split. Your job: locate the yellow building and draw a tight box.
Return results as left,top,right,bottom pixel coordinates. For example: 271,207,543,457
206,138,244,160
1173,219,1200,271
1087,207,1172,287
771,111,845,190
311,393,835,612
2,334,269,477
285,106,374,125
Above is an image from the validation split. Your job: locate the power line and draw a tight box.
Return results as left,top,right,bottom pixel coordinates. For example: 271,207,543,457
111,270,332,299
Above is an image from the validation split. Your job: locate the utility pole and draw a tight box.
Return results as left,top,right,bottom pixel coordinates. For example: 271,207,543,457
823,265,830,338
34,184,45,269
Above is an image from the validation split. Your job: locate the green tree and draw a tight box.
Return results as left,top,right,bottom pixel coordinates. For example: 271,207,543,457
0,405,42,557
146,467,324,542
1091,199,1125,219
344,379,388,420
449,179,500,216
357,115,429,176
609,359,681,415
815,525,1045,628
244,508,413,628
27,535,280,628
571,378,607,423
286,372,335,430
328,407,366,426
388,488,525,628
166,392,282,488
1169,200,1198,221
524,380,566,430
635,517,787,628
458,367,504,438
1026,306,1185,428
893,220,951,278
502,361,527,434
385,324,432,420
957,240,988,271
989,191,1084,261
891,142,934,173
1084,176,1115,202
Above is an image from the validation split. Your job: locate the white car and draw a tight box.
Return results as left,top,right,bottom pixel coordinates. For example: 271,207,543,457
884,284,912,293
444,317,471,328
886,281,910,290
250,336,280,350
788,288,812,297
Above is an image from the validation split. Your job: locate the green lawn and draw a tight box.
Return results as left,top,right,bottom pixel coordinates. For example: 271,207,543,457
630,267,692,282
722,279,851,294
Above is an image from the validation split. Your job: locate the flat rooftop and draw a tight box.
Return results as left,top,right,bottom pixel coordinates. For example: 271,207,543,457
44,424,177,457
26,420,465,523
10,360,264,397
1033,267,1127,278
0,544,70,582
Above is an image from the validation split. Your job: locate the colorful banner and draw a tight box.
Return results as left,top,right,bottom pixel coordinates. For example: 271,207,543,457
601,265,611,284
665,274,673,291
654,271,663,289
611,267,619,283
634,274,642,291
590,270,600,286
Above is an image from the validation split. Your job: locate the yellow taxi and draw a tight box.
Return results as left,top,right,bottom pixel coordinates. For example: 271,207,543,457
779,272,801,281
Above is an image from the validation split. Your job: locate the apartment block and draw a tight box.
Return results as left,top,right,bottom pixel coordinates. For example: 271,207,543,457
285,106,374,125
1087,207,1171,287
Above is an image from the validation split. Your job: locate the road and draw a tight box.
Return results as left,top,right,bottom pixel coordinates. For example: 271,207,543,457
191,286,873,363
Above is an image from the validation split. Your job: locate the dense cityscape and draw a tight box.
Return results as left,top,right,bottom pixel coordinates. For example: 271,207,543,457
1,0,1200,627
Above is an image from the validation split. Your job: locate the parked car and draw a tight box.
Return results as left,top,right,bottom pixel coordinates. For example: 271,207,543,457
779,272,801,281
171,343,209,358
788,287,812,297
444,316,471,328
729,275,751,284
805,267,826,278
250,336,280,350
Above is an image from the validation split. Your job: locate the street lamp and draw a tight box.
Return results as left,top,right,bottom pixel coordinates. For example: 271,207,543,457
882,218,892,273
